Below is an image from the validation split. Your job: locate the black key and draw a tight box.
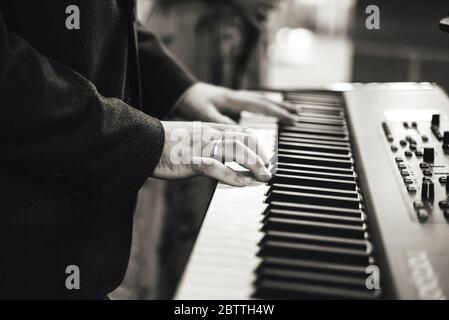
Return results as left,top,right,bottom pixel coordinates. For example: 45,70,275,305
258,239,371,264
261,217,367,239
278,141,350,155
276,162,355,175
279,136,350,147
265,190,361,209
280,132,349,142
268,183,359,198
276,168,356,181
277,154,353,169
269,202,364,219
270,174,357,191
262,230,369,250
254,279,380,300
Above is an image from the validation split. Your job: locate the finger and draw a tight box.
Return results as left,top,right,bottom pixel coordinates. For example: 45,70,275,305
221,131,270,165
262,97,300,114
192,156,255,187
202,105,237,125
227,94,297,124
216,139,271,182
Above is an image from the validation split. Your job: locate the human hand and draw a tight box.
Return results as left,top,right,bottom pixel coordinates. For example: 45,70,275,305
175,82,297,125
152,121,272,187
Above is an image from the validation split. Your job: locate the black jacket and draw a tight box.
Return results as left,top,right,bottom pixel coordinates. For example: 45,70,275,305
0,0,195,299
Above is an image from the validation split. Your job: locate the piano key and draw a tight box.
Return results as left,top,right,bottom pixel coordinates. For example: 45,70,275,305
279,132,350,142
254,279,380,300
278,141,351,155
257,239,372,265
262,211,365,228
269,202,366,219
295,117,346,126
265,190,361,209
281,126,348,137
262,230,370,250
257,267,367,288
275,168,356,181
278,148,351,160
276,163,355,175
279,136,350,147
261,217,368,239
277,154,353,169
259,256,368,276
285,93,342,104
270,174,357,190
266,184,360,198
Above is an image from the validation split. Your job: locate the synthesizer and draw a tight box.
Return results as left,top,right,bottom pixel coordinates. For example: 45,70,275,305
176,83,449,300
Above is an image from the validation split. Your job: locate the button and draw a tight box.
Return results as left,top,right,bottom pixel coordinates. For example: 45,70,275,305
439,200,449,209
432,114,440,128
398,163,407,169
423,177,432,182
401,170,410,177
415,150,424,157
395,157,404,163
404,177,413,185
423,148,434,163
417,209,429,221
405,150,413,157
412,122,418,128
403,122,409,128
387,136,394,143
414,201,425,209
423,169,433,176
409,144,417,151
420,162,429,169
439,176,447,183
407,186,417,193
443,132,449,150
400,140,407,147
422,135,429,142
421,181,435,201
406,135,413,142
391,145,398,152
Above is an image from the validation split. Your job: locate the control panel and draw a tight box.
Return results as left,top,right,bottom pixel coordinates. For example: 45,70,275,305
383,114,449,223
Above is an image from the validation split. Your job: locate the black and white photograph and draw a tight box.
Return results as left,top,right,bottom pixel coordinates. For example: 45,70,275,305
1,0,449,308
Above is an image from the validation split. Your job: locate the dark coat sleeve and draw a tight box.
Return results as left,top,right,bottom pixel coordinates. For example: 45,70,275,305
137,29,197,119
0,13,164,203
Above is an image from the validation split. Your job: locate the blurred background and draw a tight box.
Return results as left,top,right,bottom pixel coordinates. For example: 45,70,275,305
111,0,449,299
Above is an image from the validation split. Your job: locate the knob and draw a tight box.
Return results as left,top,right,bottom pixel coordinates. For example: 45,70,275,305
421,181,435,201
423,148,434,163
443,132,449,150
432,114,440,128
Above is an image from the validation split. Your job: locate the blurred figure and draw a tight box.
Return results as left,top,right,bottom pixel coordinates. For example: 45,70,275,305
140,0,282,89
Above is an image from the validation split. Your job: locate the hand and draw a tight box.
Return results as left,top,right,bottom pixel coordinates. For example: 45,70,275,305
232,0,283,28
175,82,298,125
153,121,272,187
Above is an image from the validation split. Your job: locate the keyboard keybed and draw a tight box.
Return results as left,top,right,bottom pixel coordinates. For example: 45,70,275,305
254,91,381,299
